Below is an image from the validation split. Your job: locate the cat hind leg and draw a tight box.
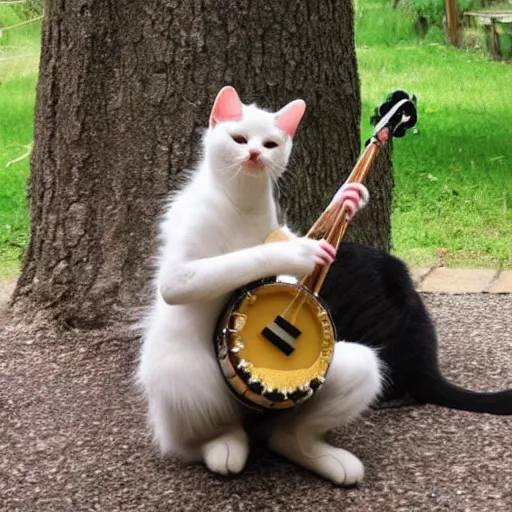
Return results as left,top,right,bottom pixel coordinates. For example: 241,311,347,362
268,341,382,486
138,342,243,464
268,427,365,486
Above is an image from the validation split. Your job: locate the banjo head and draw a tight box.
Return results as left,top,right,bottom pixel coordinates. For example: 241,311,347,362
215,277,336,412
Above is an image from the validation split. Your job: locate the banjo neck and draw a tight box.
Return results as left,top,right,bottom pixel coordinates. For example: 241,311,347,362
301,134,383,295
299,92,417,297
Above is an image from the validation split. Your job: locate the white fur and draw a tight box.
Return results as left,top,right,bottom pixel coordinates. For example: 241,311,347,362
137,93,382,485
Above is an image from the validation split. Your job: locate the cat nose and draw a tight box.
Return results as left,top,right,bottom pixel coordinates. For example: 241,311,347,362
248,150,261,162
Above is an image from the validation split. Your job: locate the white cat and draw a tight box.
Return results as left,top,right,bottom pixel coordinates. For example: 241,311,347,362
137,86,382,486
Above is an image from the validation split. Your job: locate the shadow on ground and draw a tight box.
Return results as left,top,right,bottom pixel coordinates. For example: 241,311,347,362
1,294,511,511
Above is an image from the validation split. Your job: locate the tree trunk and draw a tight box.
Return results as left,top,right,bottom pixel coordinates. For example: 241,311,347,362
12,0,393,328
445,0,460,47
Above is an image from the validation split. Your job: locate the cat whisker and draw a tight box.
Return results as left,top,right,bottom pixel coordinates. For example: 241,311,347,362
230,166,245,182
276,167,298,188
265,162,290,201
215,162,252,184
273,176,283,202
266,162,285,183
215,163,240,176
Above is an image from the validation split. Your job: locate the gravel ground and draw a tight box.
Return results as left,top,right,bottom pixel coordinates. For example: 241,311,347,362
1,294,511,512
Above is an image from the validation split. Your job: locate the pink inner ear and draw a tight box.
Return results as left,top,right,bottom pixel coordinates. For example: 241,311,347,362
209,86,243,128
275,99,306,137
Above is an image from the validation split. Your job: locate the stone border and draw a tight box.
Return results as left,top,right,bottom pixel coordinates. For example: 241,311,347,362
412,268,512,294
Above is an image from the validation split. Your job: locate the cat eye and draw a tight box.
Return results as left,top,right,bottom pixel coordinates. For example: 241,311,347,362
232,135,248,144
263,141,278,149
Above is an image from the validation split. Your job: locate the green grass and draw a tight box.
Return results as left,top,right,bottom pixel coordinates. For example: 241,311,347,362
0,2,511,278
0,7,40,277
356,0,512,268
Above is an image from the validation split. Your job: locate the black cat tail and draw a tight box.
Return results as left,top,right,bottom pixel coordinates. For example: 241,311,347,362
412,370,512,415
408,301,512,415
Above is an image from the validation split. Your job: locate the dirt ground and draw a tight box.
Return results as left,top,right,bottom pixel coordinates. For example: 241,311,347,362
1,293,511,512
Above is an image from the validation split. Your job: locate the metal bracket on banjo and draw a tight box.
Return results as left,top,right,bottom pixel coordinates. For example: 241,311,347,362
222,328,238,334
240,288,256,304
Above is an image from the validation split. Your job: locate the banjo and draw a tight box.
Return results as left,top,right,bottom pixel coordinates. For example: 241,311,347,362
214,91,418,412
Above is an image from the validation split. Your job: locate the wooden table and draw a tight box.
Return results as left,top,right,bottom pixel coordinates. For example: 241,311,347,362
464,10,512,60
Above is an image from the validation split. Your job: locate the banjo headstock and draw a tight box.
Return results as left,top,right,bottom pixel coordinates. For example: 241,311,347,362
369,89,418,140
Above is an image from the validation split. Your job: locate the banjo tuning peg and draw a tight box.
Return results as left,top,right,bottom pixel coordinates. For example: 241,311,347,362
369,89,418,137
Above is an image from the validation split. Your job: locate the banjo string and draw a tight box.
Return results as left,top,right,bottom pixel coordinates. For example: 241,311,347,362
275,138,382,327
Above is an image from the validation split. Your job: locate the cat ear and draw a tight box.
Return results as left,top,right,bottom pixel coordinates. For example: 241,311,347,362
209,86,243,128
275,99,306,137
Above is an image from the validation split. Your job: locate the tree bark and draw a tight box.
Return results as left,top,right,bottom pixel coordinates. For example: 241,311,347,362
12,0,393,328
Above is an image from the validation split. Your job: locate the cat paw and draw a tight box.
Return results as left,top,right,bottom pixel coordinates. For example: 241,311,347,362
278,237,336,276
202,429,249,476
268,429,364,486
324,447,365,486
330,183,370,220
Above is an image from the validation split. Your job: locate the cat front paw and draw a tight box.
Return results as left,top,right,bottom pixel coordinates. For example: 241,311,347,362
202,428,249,476
330,183,370,220
280,237,336,276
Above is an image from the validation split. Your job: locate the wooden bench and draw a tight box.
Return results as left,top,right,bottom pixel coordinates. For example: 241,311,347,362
464,10,512,60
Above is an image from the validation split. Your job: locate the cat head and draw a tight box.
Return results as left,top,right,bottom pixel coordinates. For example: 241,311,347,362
204,86,306,182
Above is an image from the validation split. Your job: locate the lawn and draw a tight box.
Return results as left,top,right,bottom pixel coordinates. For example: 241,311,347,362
356,0,512,268
0,6,41,277
0,2,511,278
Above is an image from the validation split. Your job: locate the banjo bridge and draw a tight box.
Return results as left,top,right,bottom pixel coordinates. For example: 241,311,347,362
261,315,302,356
